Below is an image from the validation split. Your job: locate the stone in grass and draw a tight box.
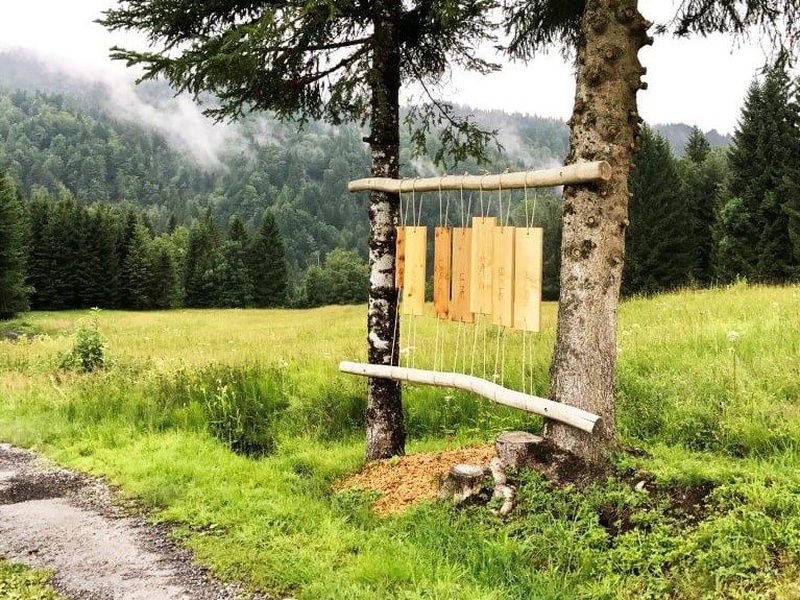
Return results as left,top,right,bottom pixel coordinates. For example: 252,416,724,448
437,464,489,504
495,431,544,468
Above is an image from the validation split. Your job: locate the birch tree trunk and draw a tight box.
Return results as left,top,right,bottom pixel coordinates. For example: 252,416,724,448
364,0,405,460
546,0,652,463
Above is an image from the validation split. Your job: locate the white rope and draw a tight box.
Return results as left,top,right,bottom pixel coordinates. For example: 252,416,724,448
470,314,480,377
493,323,502,385
522,330,528,395
453,319,464,373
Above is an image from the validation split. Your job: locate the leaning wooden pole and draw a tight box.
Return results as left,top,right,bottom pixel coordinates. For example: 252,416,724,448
339,361,601,433
348,161,611,194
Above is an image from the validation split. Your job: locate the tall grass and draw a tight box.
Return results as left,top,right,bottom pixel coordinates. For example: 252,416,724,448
617,283,800,456
1,284,800,598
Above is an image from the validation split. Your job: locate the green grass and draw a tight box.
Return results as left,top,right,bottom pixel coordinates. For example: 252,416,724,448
0,560,64,600
1,285,800,598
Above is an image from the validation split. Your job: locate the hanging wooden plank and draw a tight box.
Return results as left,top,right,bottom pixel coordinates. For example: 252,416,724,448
395,226,406,289
433,227,452,319
470,216,496,315
339,361,602,433
348,161,612,193
402,226,427,316
492,226,515,327
450,228,474,323
513,227,544,332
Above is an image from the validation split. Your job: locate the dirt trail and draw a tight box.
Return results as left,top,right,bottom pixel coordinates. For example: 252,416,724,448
0,443,263,600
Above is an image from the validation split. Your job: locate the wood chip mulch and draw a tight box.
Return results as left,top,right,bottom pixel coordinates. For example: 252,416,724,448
338,444,495,515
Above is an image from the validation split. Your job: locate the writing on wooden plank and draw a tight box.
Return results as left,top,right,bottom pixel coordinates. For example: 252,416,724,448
450,228,474,323
492,226,515,327
433,227,452,319
469,216,496,315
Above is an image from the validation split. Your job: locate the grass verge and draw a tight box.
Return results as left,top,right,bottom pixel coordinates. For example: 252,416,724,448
0,560,64,600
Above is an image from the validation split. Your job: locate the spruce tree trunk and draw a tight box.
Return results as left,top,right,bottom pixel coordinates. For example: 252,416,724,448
545,0,651,463
364,0,405,460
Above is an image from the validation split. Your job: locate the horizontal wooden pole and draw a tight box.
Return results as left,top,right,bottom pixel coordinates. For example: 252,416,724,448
347,161,611,194
339,361,601,433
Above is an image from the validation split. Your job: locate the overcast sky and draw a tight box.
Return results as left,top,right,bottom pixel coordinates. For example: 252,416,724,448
0,0,773,135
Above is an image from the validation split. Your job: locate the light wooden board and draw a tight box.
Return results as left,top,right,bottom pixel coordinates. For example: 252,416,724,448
348,161,612,193
402,226,427,316
395,226,406,289
434,227,451,319
513,227,543,332
492,226,515,327
450,228,474,323
469,216,496,315
339,361,601,433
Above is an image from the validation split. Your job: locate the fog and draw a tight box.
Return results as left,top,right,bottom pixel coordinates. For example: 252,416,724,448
0,0,780,162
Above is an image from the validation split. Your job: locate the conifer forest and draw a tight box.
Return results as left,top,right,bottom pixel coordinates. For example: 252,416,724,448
3,54,798,318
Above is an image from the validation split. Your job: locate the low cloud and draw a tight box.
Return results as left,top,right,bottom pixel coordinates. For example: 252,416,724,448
0,2,237,170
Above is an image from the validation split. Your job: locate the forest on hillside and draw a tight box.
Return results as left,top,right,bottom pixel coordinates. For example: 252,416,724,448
2,53,798,317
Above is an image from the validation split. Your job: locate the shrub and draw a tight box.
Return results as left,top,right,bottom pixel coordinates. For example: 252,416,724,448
60,313,106,373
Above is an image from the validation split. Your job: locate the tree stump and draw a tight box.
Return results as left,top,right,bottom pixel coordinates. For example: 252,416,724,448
496,431,544,468
437,463,488,504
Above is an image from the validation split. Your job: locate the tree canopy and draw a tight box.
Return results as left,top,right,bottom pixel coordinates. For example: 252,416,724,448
0,168,28,320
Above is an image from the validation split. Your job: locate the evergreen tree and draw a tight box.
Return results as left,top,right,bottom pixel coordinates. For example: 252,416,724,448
685,125,711,164
623,126,693,296
25,190,55,310
0,170,29,319
148,239,178,309
249,210,288,308
117,206,141,308
717,64,800,282
123,222,154,310
47,193,84,309
183,209,224,308
680,138,728,286
83,205,121,309
216,214,254,308
784,179,800,278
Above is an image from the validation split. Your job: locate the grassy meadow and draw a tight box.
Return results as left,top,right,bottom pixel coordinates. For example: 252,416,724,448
2,283,800,598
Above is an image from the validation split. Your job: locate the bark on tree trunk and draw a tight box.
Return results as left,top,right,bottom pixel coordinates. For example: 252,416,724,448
546,0,652,464
365,0,405,460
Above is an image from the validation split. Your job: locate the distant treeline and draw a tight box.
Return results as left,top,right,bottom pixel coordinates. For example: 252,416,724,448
8,190,379,312
624,64,800,295
2,63,800,319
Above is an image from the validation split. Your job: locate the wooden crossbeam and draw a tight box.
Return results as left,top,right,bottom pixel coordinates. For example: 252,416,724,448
348,161,610,194
339,361,601,433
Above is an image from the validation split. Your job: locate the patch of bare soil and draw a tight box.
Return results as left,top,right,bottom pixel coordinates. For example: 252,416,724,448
338,444,495,514
0,443,267,600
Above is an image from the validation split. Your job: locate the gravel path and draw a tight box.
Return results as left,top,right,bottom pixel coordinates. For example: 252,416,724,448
0,443,265,600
